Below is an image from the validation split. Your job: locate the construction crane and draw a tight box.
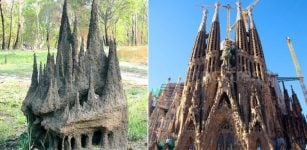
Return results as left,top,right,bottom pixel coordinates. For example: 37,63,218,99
286,37,307,104
222,4,235,39
242,0,260,30
194,4,214,9
227,0,260,34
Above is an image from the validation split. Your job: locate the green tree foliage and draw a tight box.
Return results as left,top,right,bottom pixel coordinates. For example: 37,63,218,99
0,0,147,50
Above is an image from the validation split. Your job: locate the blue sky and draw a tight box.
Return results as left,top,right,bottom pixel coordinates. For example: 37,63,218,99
149,0,307,115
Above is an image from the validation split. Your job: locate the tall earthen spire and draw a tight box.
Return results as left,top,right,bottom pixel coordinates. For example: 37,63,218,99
56,0,73,79
30,53,38,89
87,0,102,56
102,39,125,104
72,16,79,72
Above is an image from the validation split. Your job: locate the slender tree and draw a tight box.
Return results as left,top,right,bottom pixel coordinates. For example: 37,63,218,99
0,1,5,50
99,0,128,46
35,0,41,49
7,0,15,49
13,0,22,49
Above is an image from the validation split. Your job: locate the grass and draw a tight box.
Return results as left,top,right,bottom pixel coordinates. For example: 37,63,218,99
0,79,28,143
126,84,148,141
0,50,52,77
0,48,148,148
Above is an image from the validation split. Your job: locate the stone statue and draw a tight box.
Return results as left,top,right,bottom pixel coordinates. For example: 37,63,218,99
221,43,231,68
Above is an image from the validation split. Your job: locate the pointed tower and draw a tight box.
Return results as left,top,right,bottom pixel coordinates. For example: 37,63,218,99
205,2,221,74
291,86,302,117
235,1,251,76
248,9,266,80
174,8,208,139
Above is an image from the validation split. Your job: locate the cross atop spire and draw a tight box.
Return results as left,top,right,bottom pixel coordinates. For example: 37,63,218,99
198,9,208,32
236,0,242,21
248,8,255,29
212,2,220,22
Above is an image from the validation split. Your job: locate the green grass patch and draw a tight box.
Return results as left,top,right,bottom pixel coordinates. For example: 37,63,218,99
0,120,13,142
0,79,28,143
126,84,148,141
0,50,54,77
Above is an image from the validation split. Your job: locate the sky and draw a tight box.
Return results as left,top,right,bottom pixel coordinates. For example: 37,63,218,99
148,0,307,115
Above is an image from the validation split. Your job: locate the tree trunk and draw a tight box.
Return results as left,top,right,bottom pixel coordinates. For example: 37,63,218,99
13,0,22,49
134,12,137,46
0,4,6,50
130,13,138,46
35,0,40,49
8,0,15,49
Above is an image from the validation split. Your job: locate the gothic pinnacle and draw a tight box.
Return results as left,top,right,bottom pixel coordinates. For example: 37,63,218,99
248,9,255,29
212,2,220,22
236,1,242,21
198,9,208,32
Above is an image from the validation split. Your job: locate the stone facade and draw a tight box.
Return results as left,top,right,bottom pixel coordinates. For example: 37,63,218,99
21,0,128,149
149,2,307,150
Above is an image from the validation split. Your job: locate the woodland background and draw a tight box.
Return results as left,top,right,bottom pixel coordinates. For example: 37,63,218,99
0,0,147,50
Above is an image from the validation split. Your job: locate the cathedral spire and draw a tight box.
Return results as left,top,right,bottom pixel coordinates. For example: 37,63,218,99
291,86,303,115
248,9,263,57
236,1,242,21
282,81,291,113
248,9,266,80
248,9,255,29
212,2,220,22
198,9,208,32
205,3,220,73
235,1,248,51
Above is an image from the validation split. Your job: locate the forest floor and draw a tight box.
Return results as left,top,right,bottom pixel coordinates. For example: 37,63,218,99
0,46,148,150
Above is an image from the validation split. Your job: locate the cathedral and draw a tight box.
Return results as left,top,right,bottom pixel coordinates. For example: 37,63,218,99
149,1,307,150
